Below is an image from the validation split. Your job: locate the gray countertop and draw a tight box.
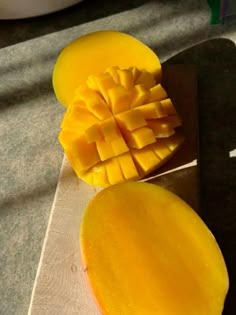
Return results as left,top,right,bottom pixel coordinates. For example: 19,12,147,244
0,1,236,314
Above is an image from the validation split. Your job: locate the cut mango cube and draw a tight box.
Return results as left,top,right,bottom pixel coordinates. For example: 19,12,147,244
105,66,120,84
123,127,156,149
58,65,183,187
75,85,112,120
85,124,102,143
117,152,139,180
66,135,100,172
107,85,130,113
60,116,81,132
136,71,156,89
130,84,150,108
91,164,109,187
86,98,111,120
129,66,141,82
160,98,177,115
151,141,172,160
117,68,134,90
147,115,182,138
96,138,114,161
166,133,184,151
105,158,124,185
59,130,78,149
110,136,129,156
61,103,99,130
137,101,167,119
100,117,120,142
93,72,117,103
158,115,182,127
131,146,161,174
151,134,184,159
74,84,97,102
146,114,182,138
116,109,147,131
147,120,175,138
149,84,168,102
79,170,94,186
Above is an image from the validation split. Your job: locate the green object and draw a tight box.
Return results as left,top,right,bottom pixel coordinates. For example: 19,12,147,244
208,0,221,24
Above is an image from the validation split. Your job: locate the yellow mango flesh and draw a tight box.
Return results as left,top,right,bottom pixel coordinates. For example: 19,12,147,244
53,31,161,107
59,66,184,187
80,182,229,315
59,67,183,187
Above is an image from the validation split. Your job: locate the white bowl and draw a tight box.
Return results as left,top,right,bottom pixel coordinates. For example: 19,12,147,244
0,0,83,19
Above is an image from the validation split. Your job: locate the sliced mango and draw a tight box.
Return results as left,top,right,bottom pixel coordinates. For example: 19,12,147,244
60,134,100,173
100,117,120,142
83,163,109,187
117,152,139,181
161,98,178,115
123,127,156,149
80,182,229,315
151,134,184,159
137,101,167,119
61,103,99,131
75,85,112,120
147,115,182,138
129,66,141,81
58,130,77,149
96,138,114,161
58,65,184,187
130,84,150,108
116,108,147,131
105,158,124,185
85,124,102,143
91,72,117,104
131,146,161,174
107,85,130,113
116,68,134,90
136,70,156,89
53,31,161,107
166,133,185,151
149,83,168,102
110,137,129,156
152,141,172,160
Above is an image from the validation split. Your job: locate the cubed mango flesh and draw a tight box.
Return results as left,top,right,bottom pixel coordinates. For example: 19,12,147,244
116,109,147,131
58,66,184,187
130,84,150,108
107,85,130,113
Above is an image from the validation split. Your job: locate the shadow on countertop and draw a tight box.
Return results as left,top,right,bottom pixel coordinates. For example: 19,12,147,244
162,38,236,315
0,0,211,50
0,0,150,48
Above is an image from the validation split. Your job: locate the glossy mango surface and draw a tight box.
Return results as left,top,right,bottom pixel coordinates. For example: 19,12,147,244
59,66,184,187
80,182,229,315
53,31,161,107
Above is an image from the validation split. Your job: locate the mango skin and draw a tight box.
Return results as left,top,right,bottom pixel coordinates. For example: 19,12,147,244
52,30,161,107
80,182,229,315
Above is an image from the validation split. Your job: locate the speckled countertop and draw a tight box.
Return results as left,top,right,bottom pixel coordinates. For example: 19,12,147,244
0,1,236,314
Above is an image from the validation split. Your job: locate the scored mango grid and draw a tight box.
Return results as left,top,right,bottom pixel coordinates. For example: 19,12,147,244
59,67,184,186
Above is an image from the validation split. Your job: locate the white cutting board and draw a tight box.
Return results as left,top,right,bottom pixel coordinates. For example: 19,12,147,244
28,65,198,314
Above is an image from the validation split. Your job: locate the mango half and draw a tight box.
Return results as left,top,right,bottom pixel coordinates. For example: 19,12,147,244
53,30,161,107
53,31,183,186
80,182,229,315
58,66,184,187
